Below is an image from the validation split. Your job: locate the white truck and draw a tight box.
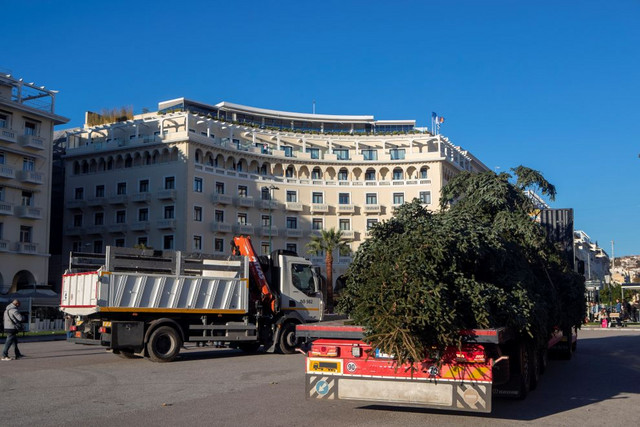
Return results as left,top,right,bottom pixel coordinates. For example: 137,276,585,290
60,236,323,361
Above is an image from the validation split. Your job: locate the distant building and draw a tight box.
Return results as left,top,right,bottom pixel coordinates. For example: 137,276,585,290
57,98,488,284
573,230,610,300
0,73,69,303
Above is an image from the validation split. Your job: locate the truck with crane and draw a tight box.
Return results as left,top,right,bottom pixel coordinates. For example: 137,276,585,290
60,236,323,361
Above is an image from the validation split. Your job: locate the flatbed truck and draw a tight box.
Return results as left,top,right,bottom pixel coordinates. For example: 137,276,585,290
297,321,576,413
60,236,323,361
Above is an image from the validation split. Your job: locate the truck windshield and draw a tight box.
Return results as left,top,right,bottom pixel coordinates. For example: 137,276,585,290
291,264,316,294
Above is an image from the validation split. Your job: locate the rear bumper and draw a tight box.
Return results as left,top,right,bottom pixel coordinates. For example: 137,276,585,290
305,374,492,413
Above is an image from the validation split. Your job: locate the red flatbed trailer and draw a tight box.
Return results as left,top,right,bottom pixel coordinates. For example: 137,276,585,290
297,321,576,413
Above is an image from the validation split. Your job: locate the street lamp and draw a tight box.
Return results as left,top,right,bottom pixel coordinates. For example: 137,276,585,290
268,184,279,253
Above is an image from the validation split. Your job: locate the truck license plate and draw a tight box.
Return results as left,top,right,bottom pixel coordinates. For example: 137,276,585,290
308,359,341,373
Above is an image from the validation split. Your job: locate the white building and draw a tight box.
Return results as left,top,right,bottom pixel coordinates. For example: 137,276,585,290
60,98,488,283
0,73,68,298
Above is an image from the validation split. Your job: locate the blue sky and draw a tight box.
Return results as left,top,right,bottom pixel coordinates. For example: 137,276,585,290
4,0,639,256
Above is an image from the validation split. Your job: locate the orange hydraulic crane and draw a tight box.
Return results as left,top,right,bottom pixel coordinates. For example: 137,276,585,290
232,236,279,314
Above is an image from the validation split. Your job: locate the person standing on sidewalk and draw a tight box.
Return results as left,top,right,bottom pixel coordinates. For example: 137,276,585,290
2,299,24,361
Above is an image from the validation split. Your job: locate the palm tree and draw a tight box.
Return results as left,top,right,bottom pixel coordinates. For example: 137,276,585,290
306,228,351,312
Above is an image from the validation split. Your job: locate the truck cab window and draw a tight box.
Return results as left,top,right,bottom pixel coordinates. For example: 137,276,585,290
291,264,315,294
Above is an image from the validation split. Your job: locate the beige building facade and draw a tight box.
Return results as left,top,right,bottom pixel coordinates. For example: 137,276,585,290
61,98,488,282
0,74,68,295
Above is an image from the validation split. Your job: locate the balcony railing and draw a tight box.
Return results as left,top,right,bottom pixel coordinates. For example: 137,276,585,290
67,199,85,209
108,224,128,233
310,203,329,214
337,204,355,214
65,226,83,236
0,165,15,179
130,193,151,203
260,226,279,237
364,204,381,214
235,196,254,208
211,194,233,205
285,202,303,212
0,239,9,252
286,229,303,238
108,194,128,205
87,197,106,207
130,221,150,231
157,189,177,200
15,242,38,253
0,128,17,143
233,224,254,234
259,200,278,210
14,205,42,219
340,230,355,240
16,170,43,184
210,222,233,233
86,225,106,235
0,202,13,215
157,219,177,229
18,134,45,150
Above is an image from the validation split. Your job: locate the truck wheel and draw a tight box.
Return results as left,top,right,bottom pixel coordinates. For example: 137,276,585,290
560,329,573,360
147,326,182,362
277,322,299,354
517,342,531,399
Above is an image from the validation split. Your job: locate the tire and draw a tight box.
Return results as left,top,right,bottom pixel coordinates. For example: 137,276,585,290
277,322,299,354
147,326,182,362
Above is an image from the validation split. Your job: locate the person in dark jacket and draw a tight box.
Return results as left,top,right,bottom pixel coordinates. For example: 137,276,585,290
2,299,24,360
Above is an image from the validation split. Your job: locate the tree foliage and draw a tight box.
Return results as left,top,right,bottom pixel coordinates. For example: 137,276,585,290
338,166,585,366
306,228,351,311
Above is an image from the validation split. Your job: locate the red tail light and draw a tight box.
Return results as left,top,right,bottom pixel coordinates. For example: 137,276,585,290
69,325,77,331
99,326,108,334
452,345,486,363
309,345,340,357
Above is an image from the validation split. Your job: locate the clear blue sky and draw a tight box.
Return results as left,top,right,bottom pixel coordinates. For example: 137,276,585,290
4,0,639,256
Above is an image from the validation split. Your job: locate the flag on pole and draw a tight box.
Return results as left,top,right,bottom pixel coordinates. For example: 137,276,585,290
432,112,437,119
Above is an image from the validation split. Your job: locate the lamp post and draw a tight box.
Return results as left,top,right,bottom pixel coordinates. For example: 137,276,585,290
268,184,279,253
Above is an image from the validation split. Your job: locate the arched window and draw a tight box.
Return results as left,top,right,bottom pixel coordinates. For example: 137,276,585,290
338,168,348,181
393,168,403,180
420,167,428,179
365,168,376,181
312,168,322,180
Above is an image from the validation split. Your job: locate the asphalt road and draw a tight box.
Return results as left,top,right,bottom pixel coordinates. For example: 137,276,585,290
0,329,638,427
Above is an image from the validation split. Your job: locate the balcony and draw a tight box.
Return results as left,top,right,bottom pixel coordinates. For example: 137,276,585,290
14,205,42,219
233,224,254,235
108,194,128,205
130,221,150,231
235,196,254,208
310,203,329,214
0,239,9,252
364,204,381,214
67,199,85,209
157,219,177,229
86,197,106,207
130,193,151,203
16,170,43,184
337,204,355,214
0,202,13,216
340,230,355,240
108,224,128,233
0,165,14,179
285,202,303,212
65,226,83,236
211,194,233,205
18,134,45,150
85,225,106,235
210,222,232,233
259,200,278,210
157,189,177,200
310,230,322,237
0,128,17,143
286,229,303,238
260,226,279,237
15,242,38,254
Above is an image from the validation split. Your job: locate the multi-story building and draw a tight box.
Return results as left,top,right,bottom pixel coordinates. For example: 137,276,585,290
60,98,488,282
0,74,69,297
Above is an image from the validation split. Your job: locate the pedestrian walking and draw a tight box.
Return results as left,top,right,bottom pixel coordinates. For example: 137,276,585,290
2,299,25,361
